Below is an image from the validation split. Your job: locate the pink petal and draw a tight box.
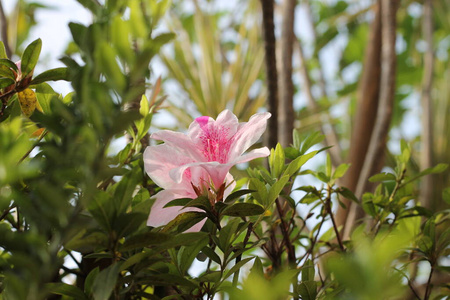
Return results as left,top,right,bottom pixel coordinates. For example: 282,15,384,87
143,144,195,191
228,112,271,161
232,147,271,165
151,130,204,161
147,189,205,231
169,161,232,190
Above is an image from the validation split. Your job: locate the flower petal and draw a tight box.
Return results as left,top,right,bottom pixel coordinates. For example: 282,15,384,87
143,144,195,191
228,112,271,161
169,161,232,190
151,130,204,161
232,147,271,165
147,190,186,227
147,189,204,231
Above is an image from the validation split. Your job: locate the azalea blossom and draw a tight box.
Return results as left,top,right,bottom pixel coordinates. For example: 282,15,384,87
143,109,271,231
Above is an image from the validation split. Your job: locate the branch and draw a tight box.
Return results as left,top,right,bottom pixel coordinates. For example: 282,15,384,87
260,0,279,149
0,0,12,57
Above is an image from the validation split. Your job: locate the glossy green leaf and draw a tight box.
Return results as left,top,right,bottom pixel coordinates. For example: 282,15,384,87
221,202,265,217
284,151,317,177
224,189,256,203
30,67,69,85
21,38,42,77
266,175,289,207
369,173,396,182
269,143,285,178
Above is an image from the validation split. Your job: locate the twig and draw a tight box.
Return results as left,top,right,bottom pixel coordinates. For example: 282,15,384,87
0,204,15,222
275,199,296,265
299,213,325,263
18,130,48,164
0,0,12,58
232,223,253,287
326,185,345,251
424,263,434,300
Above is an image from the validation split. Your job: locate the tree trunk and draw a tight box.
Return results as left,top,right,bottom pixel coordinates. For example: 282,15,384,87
335,1,383,232
278,0,296,148
419,0,434,210
260,0,279,150
342,0,399,240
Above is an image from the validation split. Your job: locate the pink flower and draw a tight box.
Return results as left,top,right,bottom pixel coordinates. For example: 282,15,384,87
143,109,271,231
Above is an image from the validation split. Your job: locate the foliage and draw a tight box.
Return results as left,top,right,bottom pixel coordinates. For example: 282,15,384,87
0,1,449,300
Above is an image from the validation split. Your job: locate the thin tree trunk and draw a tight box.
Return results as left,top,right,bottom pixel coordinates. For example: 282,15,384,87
0,0,12,57
420,0,434,210
343,0,399,239
278,0,296,148
335,1,383,231
260,0,279,149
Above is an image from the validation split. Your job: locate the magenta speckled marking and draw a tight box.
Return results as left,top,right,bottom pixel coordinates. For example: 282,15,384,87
195,116,209,128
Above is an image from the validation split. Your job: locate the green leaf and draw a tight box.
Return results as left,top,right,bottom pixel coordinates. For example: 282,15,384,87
35,82,57,114
333,163,350,179
297,281,317,300
120,231,172,251
0,77,15,89
224,189,256,204
0,58,18,72
0,41,7,59
266,175,289,207
443,187,450,205
178,236,209,274
224,257,254,280
316,172,329,183
156,232,208,251
164,197,192,208
162,211,206,232
221,202,265,217
30,68,69,85
46,283,88,300
0,64,16,80
326,154,332,178
300,131,324,155
139,94,149,116
201,246,222,264
248,178,267,205
338,187,359,203
284,151,317,177
92,263,122,300
269,143,285,178
369,172,396,182
84,267,99,295
75,0,100,14
301,259,315,282
21,38,42,77
95,42,126,92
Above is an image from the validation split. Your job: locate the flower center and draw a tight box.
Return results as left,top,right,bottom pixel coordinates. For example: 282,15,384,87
196,117,232,163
